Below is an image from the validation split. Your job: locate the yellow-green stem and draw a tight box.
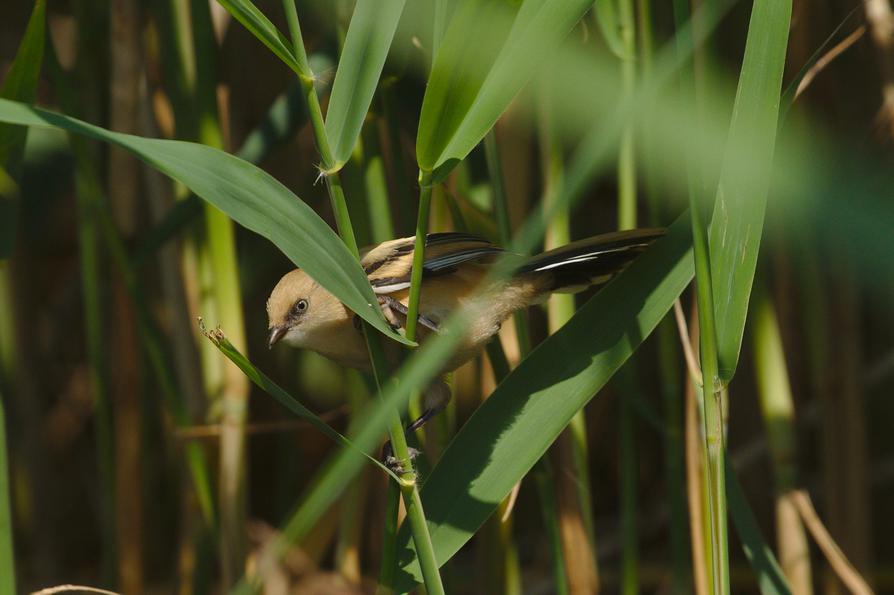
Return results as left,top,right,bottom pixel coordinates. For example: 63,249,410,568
281,4,443,592
673,0,729,591
405,171,433,342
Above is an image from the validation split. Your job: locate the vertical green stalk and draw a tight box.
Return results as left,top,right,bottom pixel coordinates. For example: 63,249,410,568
189,0,250,585
616,0,638,592
752,288,812,594
281,3,443,593
673,2,729,593
404,171,433,342
688,167,729,595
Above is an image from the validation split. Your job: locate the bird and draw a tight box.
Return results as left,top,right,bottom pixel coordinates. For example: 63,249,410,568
267,228,663,431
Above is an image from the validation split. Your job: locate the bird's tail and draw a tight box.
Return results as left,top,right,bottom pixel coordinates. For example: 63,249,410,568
518,228,665,293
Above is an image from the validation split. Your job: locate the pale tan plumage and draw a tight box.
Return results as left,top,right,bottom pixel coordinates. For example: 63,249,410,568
266,229,663,374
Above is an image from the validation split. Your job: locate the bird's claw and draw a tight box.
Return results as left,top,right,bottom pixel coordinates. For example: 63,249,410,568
382,442,421,475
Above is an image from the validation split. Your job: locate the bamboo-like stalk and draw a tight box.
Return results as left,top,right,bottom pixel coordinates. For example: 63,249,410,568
48,45,218,590
281,3,444,592
672,1,730,591
752,289,812,594
187,0,251,585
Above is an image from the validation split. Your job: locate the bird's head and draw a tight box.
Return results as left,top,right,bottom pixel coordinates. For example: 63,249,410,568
266,269,347,349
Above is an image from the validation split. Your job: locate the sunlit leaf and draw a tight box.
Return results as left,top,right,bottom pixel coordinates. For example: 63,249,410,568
416,0,592,180
394,216,694,587
215,0,306,76
0,99,411,344
325,0,406,167
708,0,792,381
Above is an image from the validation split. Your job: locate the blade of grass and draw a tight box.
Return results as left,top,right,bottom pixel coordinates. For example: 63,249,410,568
278,4,444,593
394,216,695,588
214,0,306,76
201,325,398,479
416,0,592,180
708,0,793,382
187,1,252,582
672,1,727,591
0,99,410,345
135,80,308,264
325,0,406,167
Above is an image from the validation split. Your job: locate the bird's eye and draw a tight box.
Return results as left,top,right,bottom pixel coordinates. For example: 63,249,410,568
291,299,308,317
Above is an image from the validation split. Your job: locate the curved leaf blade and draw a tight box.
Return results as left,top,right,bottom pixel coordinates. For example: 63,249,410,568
325,0,406,166
0,99,409,344
708,0,792,381
215,0,306,76
394,216,695,587
416,0,591,178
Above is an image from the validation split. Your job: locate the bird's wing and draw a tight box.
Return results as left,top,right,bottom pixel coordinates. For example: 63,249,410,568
362,232,503,294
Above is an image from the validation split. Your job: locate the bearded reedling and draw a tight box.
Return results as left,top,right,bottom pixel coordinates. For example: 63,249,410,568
267,228,663,432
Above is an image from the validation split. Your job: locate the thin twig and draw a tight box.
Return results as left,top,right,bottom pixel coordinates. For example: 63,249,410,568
673,299,703,386
174,407,348,439
31,586,121,595
795,25,867,100
788,489,875,595
501,481,522,522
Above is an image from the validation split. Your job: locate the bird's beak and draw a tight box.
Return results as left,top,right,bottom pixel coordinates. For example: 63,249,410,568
267,326,287,349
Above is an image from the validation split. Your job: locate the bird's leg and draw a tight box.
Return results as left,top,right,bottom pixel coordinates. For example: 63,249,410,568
406,378,452,432
381,378,451,473
381,442,421,475
377,295,441,333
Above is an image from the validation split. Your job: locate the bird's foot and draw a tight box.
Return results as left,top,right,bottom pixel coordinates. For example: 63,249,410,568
382,441,421,475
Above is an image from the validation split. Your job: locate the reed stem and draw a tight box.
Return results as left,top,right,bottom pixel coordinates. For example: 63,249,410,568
281,4,443,592
672,1,730,591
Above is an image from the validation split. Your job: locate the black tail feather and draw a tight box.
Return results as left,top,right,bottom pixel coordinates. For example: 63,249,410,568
519,228,664,292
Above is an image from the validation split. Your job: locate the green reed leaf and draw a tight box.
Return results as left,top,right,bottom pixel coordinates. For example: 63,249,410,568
393,216,694,587
0,99,411,344
325,0,406,166
416,0,591,180
708,0,792,382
